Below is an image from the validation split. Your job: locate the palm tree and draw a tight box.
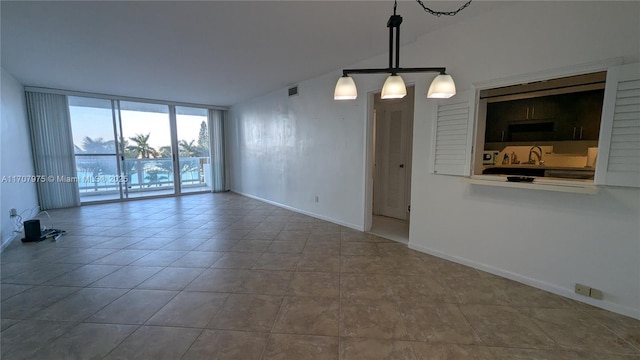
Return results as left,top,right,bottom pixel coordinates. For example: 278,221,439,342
127,133,158,188
127,133,159,159
81,136,115,154
158,146,172,159
178,140,198,157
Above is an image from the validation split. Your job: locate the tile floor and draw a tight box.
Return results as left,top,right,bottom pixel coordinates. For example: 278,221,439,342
1,192,639,360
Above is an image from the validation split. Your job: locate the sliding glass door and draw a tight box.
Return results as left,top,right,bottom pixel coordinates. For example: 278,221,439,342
69,97,123,202
176,106,212,193
118,101,175,199
68,97,217,203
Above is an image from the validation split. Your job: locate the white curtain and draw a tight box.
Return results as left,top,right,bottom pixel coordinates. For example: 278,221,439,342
208,109,227,192
25,91,80,209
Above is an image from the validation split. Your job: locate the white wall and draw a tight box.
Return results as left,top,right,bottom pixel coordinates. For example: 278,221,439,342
228,2,640,318
1,67,39,249
228,74,370,229
408,1,640,319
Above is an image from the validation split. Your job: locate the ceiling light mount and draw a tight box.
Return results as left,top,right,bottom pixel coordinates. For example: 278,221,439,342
334,0,470,101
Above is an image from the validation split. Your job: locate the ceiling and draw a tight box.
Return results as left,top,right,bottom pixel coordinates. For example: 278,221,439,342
1,1,505,106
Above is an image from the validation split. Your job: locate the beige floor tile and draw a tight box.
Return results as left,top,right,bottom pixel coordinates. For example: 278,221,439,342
340,256,388,273
168,250,224,267
288,272,340,298
399,302,481,344
341,231,376,243
267,240,307,254
208,293,283,332
88,265,163,288
303,240,341,255
104,325,201,360
244,230,280,240
2,193,629,360
297,254,341,272
229,240,272,253
276,231,310,241
182,330,269,360
31,287,126,322
307,233,341,242
340,273,397,301
340,242,379,256
273,296,339,336
1,318,20,331
586,309,640,351
253,253,300,271
1,319,76,359
212,252,262,269
135,267,204,290
491,347,584,360
263,334,338,360
146,291,228,327
339,337,417,360
186,268,248,292
235,270,293,295
488,276,574,308
0,284,33,301
87,289,177,324
459,304,557,349
1,285,80,319
527,308,639,355
443,275,510,305
27,323,138,360
341,298,410,339
412,343,497,360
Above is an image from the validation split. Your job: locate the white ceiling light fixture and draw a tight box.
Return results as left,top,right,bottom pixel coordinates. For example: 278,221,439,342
427,73,457,99
334,0,471,101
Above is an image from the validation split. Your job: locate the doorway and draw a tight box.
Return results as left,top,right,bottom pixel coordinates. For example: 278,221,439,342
369,86,414,243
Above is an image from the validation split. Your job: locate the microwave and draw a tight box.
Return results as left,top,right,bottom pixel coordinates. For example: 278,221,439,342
483,151,500,165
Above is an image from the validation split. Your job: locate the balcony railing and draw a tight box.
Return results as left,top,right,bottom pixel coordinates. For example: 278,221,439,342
75,156,211,198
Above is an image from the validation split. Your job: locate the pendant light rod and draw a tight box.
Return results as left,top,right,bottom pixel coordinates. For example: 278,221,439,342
342,67,446,76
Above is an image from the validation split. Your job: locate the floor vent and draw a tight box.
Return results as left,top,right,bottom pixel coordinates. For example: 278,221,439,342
288,85,299,97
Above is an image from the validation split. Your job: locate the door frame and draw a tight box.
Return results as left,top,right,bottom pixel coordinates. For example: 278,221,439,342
363,84,415,231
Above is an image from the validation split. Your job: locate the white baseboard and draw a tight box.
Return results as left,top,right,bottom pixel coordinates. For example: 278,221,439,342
408,242,640,320
1,233,18,252
231,190,364,231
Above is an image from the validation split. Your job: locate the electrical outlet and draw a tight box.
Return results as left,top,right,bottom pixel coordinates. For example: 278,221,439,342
589,288,603,300
575,283,591,296
575,283,604,299
314,195,319,203
9,208,17,217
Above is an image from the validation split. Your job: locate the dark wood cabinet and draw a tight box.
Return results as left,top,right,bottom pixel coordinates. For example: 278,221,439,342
574,90,604,140
484,90,603,143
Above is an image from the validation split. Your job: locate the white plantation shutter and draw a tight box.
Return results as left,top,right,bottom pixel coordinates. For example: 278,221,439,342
595,63,640,187
431,90,475,176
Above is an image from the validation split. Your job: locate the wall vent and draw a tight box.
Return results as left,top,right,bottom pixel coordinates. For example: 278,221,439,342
288,85,299,97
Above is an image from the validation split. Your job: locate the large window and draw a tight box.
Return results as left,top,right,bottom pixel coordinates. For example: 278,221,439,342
68,96,221,203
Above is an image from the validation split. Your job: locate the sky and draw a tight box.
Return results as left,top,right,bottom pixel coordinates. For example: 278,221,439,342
69,105,207,152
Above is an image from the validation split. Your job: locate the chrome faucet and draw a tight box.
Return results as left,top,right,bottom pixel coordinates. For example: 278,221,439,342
527,145,543,165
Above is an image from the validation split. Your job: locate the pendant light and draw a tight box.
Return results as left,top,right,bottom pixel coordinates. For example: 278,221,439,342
427,73,456,99
381,74,407,99
334,76,357,100
333,0,471,101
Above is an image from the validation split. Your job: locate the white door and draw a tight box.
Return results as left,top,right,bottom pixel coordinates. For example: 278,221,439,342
374,93,413,220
